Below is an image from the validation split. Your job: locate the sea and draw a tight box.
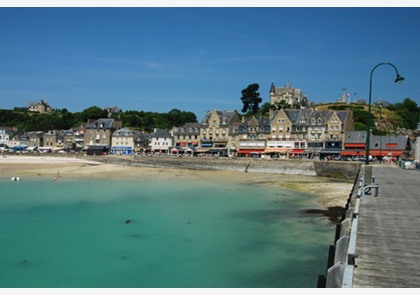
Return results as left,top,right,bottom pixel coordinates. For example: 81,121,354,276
0,176,334,288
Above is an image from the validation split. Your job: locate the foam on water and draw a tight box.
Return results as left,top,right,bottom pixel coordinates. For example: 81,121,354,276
0,177,333,287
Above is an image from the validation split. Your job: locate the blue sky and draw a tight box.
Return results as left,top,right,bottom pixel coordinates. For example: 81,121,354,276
1,6,419,120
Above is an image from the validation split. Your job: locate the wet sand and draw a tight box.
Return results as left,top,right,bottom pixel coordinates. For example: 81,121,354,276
0,155,354,210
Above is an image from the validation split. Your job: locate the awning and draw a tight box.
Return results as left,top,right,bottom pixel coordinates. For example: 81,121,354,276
369,150,403,157
112,146,132,149
87,145,108,151
344,143,365,148
263,148,290,153
290,149,305,154
340,150,404,157
195,149,209,153
237,149,264,154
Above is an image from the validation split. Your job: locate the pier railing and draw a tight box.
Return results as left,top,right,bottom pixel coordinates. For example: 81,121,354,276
318,165,379,288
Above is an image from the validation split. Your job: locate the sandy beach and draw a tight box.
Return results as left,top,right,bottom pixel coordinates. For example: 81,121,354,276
0,155,354,210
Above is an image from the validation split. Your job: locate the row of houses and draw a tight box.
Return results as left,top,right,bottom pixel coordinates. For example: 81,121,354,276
1,108,415,160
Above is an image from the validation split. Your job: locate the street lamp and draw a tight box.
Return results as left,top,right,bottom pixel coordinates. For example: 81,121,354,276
365,62,404,165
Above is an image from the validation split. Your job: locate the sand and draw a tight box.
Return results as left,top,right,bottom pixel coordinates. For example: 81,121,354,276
0,155,354,209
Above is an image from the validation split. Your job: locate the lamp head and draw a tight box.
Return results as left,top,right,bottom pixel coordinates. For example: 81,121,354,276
395,74,405,84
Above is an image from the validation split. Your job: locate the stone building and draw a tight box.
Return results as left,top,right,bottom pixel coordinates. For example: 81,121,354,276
231,116,270,157
199,110,241,156
28,99,52,113
172,122,201,155
83,118,122,151
269,82,308,108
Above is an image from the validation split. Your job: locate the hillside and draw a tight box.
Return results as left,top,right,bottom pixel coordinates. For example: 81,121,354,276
315,100,418,134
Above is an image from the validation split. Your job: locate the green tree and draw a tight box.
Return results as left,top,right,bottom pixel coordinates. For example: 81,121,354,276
165,109,197,127
240,83,262,115
276,99,291,110
388,98,419,130
257,102,273,118
77,106,108,123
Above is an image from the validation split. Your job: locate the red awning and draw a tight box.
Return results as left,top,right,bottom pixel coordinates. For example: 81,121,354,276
369,150,403,157
340,150,404,157
181,142,187,147
290,149,305,154
344,143,365,148
237,149,263,154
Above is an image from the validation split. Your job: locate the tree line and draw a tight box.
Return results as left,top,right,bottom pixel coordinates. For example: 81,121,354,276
1,83,418,134
0,106,197,133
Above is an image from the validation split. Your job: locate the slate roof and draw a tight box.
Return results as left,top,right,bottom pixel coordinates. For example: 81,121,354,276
344,131,409,150
85,118,115,129
284,109,300,123
151,129,171,138
371,135,409,150
201,110,238,126
270,82,304,98
344,131,367,143
173,122,200,135
336,110,351,123
113,128,134,137
234,117,270,134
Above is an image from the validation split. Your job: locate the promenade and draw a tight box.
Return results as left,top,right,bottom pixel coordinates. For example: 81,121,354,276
353,165,420,287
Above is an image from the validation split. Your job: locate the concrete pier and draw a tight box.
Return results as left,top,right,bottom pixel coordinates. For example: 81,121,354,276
353,165,420,287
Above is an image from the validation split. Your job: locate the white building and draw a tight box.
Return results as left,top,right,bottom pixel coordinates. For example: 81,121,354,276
111,128,136,155
149,129,173,154
0,129,10,145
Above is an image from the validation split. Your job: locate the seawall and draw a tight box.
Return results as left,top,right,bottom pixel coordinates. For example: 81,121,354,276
91,156,361,180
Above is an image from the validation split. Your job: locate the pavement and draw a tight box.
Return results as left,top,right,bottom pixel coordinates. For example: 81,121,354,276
352,165,420,287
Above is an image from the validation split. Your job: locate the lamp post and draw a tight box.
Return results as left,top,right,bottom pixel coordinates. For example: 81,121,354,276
365,62,404,165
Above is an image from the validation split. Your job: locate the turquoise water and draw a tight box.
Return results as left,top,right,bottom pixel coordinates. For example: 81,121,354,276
0,176,333,288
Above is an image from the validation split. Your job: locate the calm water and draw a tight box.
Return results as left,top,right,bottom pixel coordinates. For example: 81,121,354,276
0,176,333,288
